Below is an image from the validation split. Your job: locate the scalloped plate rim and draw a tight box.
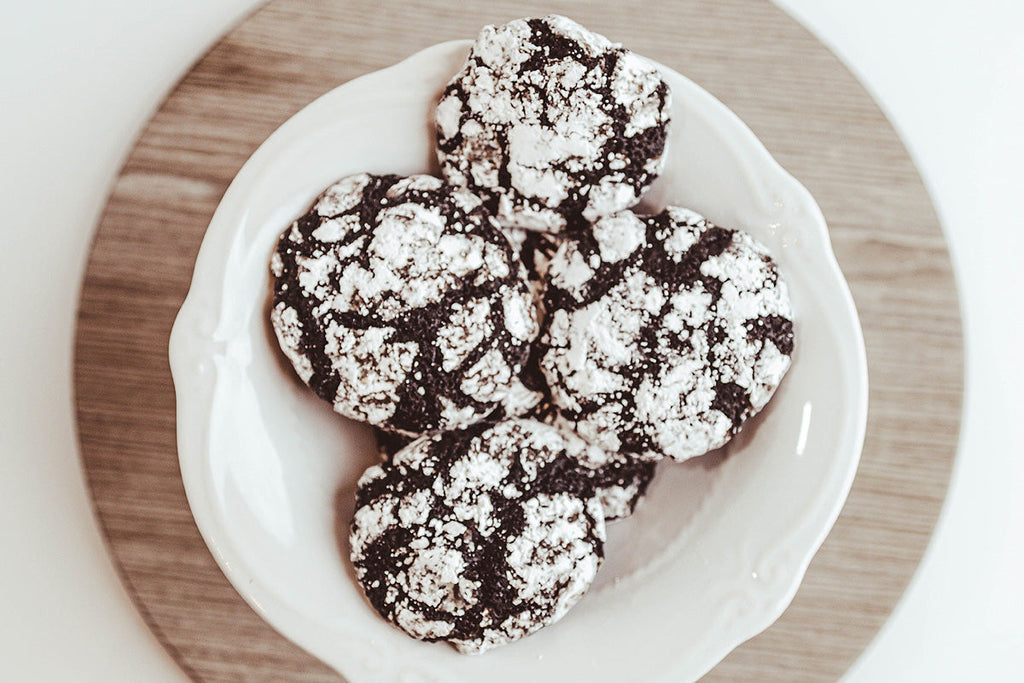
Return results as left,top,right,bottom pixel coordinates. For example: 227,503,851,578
169,39,867,683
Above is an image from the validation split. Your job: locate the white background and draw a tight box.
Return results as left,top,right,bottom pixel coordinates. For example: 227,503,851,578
1,0,1021,680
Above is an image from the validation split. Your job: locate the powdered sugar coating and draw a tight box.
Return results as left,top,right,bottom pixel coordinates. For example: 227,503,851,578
270,173,539,435
546,411,656,520
350,419,606,653
436,15,671,233
539,207,795,461
373,402,655,521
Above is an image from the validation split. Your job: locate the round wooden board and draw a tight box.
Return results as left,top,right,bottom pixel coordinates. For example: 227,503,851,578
74,0,963,680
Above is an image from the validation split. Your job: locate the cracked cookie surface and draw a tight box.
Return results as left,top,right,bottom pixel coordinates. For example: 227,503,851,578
436,15,671,233
539,207,794,461
351,419,606,653
374,400,655,522
270,173,538,435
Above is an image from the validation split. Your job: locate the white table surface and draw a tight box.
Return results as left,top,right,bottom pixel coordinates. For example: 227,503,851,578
1,1,1021,680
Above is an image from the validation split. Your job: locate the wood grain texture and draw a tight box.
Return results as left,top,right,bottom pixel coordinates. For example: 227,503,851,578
73,0,963,680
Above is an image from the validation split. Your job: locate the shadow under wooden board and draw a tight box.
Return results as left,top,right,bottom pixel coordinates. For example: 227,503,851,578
74,0,963,680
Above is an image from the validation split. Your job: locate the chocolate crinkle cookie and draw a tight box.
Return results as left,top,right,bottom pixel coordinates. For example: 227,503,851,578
435,15,671,234
350,419,606,653
270,173,540,435
539,207,795,462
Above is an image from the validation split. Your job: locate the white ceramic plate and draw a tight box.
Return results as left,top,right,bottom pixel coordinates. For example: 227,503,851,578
169,40,867,682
